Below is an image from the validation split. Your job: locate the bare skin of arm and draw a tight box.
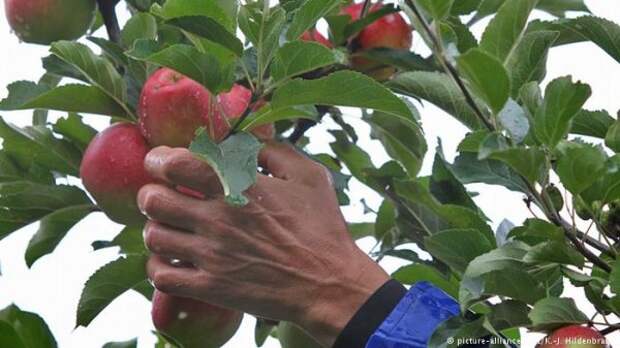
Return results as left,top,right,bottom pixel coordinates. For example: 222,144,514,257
137,142,390,347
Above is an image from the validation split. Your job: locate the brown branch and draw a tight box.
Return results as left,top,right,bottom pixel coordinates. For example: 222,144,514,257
96,0,121,44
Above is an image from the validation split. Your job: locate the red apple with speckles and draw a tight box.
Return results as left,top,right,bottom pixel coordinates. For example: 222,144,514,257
219,84,275,141
80,123,154,226
139,68,227,147
536,325,608,348
300,29,333,48
139,69,273,147
5,0,96,45
343,1,412,80
152,290,243,348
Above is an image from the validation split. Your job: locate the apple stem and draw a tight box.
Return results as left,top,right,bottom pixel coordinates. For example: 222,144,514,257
96,0,122,44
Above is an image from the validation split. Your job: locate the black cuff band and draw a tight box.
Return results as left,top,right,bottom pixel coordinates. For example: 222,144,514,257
332,279,407,348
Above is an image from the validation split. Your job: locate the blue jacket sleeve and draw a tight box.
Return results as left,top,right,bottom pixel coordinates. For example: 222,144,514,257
365,281,460,348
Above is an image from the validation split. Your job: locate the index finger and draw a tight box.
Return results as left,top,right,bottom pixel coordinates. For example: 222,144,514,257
144,146,223,197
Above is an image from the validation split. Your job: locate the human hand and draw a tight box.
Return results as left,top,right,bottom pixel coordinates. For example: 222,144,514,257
137,142,389,347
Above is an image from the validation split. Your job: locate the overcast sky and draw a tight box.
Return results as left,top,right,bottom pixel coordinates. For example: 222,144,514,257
1,1,620,347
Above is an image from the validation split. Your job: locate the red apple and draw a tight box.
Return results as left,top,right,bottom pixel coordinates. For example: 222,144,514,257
80,123,154,226
278,321,322,348
139,69,273,147
300,29,333,48
218,85,275,141
343,2,412,80
5,0,96,45
536,325,607,348
139,68,228,147
152,290,243,348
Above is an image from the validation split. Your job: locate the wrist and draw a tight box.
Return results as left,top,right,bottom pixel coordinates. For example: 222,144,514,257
296,248,390,347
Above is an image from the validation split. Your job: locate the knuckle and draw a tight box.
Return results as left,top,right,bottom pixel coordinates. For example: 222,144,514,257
152,271,176,292
143,224,161,253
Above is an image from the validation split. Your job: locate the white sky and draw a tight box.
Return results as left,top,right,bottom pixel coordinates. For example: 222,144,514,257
1,1,620,347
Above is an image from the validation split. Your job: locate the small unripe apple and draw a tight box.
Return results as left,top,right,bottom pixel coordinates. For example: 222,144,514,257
5,0,96,45
80,123,154,226
278,321,322,348
300,29,333,48
152,290,243,348
536,325,608,348
343,2,412,80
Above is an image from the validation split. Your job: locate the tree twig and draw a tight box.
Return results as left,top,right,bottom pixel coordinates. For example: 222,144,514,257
403,0,494,130
402,0,613,272
96,0,122,44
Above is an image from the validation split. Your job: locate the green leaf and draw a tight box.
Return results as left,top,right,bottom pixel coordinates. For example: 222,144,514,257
606,120,620,152
464,242,530,279
286,0,341,40
479,0,538,62
388,72,485,130
537,0,590,17
425,229,495,275
460,268,546,308
528,297,588,331
523,241,585,267
42,55,88,83
25,204,95,268
255,319,275,347
498,99,530,143
416,0,454,20
487,147,546,184
457,48,510,114
239,5,287,81
0,119,82,176
566,16,620,64
0,81,130,118
429,316,491,348
0,321,25,348
189,131,261,205
443,17,479,53
0,181,91,212
239,105,318,131
271,41,340,83
52,113,97,151
273,71,414,122
152,0,234,31
359,48,437,72
50,42,129,114
0,305,57,348
430,149,479,211
451,152,529,193
121,13,158,48
392,264,459,298
166,16,244,56
582,155,620,204
96,227,147,256
366,111,426,177
555,142,606,194
506,30,560,97
127,41,235,94
348,223,375,240
534,76,591,148
571,109,614,138
478,132,509,160
76,254,148,327
103,338,138,348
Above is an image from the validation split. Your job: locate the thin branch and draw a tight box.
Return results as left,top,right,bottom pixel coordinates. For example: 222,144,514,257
601,324,620,335
361,0,373,18
96,0,121,44
402,0,613,272
403,0,494,130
